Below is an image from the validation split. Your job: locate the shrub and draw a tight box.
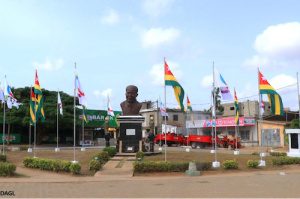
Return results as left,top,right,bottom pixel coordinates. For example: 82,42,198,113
269,152,287,157
89,160,102,171
0,154,7,162
23,157,38,168
136,151,145,160
195,161,212,170
252,152,259,156
59,161,71,172
0,162,16,176
247,160,260,168
93,151,110,162
23,157,72,173
102,147,116,157
70,163,81,174
133,161,189,173
223,159,239,169
271,156,300,165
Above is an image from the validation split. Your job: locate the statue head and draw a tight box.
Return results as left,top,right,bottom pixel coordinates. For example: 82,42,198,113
125,85,138,103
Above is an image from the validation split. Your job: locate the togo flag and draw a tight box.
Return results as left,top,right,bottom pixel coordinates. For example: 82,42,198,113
34,71,45,122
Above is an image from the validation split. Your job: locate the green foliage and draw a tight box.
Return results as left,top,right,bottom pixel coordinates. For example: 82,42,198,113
247,160,260,168
93,151,110,162
271,156,300,165
70,163,81,174
136,151,145,160
285,136,289,145
0,154,7,162
291,119,300,129
252,152,259,156
102,147,116,157
23,157,74,173
222,159,239,169
133,161,189,173
0,162,16,176
269,152,287,157
194,161,212,170
89,160,102,171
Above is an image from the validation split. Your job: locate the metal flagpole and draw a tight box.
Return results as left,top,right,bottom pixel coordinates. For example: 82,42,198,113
186,95,189,147
297,72,300,126
164,57,167,161
82,106,84,149
213,62,218,165
56,88,59,151
2,93,5,155
258,68,265,166
73,63,77,163
234,88,238,154
211,90,214,151
29,123,31,149
34,73,37,158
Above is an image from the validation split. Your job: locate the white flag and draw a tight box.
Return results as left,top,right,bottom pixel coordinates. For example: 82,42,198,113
260,94,264,116
58,92,63,115
160,102,169,117
6,97,12,109
211,94,215,117
75,70,87,107
214,67,234,101
107,97,114,116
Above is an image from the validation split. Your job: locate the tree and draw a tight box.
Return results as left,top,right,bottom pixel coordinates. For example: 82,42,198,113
209,88,224,113
291,119,300,129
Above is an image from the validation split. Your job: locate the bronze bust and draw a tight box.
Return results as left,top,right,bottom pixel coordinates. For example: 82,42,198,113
120,85,142,115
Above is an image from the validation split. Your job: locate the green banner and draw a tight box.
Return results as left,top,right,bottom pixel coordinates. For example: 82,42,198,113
77,109,122,127
0,134,21,143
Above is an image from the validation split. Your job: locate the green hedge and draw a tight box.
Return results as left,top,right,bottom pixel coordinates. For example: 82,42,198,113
93,151,110,162
23,157,80,174
133,161,189,173
247,160,260,168
0,154,7,162
0,162,16,176
102,147,116,157
269,152,287,157
135,151,145,160
223,159,239,169
70,163,81,174
271,156,300,165
89,160,102,171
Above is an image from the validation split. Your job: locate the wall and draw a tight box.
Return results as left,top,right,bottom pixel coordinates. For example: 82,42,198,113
257,121,287,147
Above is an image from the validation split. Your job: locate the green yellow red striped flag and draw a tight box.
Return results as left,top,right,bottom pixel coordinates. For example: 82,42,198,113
187,96,194,125
259,71,284,116
30,88,36,126
165,61,185,112
34,71,45,122
234,89,239,125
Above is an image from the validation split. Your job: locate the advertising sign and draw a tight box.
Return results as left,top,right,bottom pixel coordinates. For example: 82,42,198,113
77,109,122,127
186,117,255,128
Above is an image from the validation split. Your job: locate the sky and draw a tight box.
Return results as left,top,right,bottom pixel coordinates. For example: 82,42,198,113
1,0,300,112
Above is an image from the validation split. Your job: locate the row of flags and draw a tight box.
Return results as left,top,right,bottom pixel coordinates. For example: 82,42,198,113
162,60,284,126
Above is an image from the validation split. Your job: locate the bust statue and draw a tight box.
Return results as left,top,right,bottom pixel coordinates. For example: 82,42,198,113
120,85,142,115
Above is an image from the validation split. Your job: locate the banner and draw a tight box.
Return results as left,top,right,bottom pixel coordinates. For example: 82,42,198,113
76,109,122,127
0,134,21,143
186,117,256,128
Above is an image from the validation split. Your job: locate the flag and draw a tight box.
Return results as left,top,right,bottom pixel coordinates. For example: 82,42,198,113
211,92,215,117
107,97,114,116
58,92,63,115
6,97,12,109
83,105,88,123
34,71,45,122
30,88,36,125
4,77,15,99
214,68,234,101
165,61,185,112
234,89,239,125
160,102,169,117
74,70,87,106
259,71,284,116
0,83,5,102
260,94,265,115
187,96,194,125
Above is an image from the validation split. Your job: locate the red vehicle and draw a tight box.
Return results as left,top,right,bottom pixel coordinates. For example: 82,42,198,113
219,136,241,149
188,135,219,149
155,133,186,147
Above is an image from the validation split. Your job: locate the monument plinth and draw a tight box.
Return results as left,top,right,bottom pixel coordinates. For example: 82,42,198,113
116,115,146,153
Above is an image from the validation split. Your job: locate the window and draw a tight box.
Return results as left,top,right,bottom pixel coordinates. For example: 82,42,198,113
240,131,250,140
173,115,178,121
230,107,234,110
162,116,168,121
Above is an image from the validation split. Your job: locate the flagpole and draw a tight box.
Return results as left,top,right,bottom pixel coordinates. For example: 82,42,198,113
2,88,5,155
56,88,59,151
211,90,214,151
186,95,188,147
82,106,84,149
297,72,300,126
164,57,167,161
258,68,265,166
212,62,219,167
73,63,77,163
234,88,238,154
34,72,37,158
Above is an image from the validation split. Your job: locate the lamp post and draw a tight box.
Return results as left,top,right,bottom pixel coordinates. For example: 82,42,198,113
104,117,110,147
148,116,155,152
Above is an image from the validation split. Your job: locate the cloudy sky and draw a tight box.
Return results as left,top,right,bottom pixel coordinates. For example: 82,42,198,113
1,0,300,111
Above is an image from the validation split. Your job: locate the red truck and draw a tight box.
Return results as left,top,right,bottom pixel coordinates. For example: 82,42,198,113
155,133,186,147
155,133,218,148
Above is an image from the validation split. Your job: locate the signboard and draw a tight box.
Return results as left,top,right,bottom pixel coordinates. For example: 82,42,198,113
0,134,21,143
77,109,122,127
186,117,256,128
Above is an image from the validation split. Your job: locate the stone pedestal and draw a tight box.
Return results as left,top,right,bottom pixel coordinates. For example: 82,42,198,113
286,129,300,157
116,116,146,153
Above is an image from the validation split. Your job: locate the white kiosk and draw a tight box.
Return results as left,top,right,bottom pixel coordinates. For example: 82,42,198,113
285,129,300,157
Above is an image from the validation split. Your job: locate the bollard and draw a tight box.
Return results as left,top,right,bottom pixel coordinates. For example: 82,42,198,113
185,162,201,176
